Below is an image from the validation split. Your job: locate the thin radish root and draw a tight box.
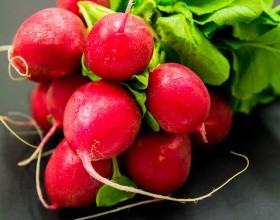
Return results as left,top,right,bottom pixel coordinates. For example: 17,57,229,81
197,123,208,143
7,46,31,80
7,111,43,139
17,123,59,166
36,147,58,210
0,113,41,149
0,45,12,52
81,151,249,203
74,198,162,220
0,112,51,167
17,149,54,166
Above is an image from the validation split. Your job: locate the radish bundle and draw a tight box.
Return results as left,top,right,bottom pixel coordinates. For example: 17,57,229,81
1,0,280,219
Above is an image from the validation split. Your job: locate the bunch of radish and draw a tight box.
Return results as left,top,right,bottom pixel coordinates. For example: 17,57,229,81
3,0,237,215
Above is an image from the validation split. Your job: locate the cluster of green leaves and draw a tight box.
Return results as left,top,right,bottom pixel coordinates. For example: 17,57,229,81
129,0,280,113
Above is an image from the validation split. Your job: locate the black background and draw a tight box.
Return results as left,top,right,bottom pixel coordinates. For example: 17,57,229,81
1,1,280,219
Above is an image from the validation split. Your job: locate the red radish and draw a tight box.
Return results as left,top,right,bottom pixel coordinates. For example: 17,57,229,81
63,80,142,161
124,130,192,195
84,0,154,81
44,139,112,209
46,73,90,127
30,83,52,132
146,63,210,135
11,8,86,82
56,0,110,18
191,90,233,147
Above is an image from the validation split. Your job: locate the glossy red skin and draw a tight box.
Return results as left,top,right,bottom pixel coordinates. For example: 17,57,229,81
12,8,86,82
124,130,192,195
191,91,233,146
63,80,142,160
30,83,52,132
147,63,210,134
46,73,89,126
85,13,154,81
45,139,112,208
56,0,110,19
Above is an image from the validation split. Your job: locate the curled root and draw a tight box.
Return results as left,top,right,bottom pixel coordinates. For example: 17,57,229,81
7,47,31,80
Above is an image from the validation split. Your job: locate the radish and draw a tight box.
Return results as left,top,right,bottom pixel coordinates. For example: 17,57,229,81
44,139,112,209
30,83,52,132
56,0,110,18
63,80,142,160
146,63,210,135
10,8,86,82
124,129,192,195
84,0,154,81
191,90,233,147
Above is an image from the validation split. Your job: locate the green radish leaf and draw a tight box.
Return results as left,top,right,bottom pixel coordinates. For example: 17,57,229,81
125,81,160,132
157,2,193,19
233,12,279,40
131,0,157,23
81,54,101,81
155,0,177,5
130,71,149,90
231,88,276,114
223,26,280,112
96,158,137,207
184,0,235,15
125,84,147,116
144,111,161,131
261,0,274,7
156,14,230,85
196,0,263,26
78,1,114,29
96,175,137,207
111,0,130,12
148,43,165,70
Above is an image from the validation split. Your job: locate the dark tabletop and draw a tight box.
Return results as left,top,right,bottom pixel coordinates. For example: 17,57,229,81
1,1,280,220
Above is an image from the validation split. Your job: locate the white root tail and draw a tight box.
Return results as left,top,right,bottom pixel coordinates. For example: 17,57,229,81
81,151,249,204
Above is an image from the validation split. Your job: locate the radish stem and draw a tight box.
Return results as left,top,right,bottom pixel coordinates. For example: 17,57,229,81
118,0,133,33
